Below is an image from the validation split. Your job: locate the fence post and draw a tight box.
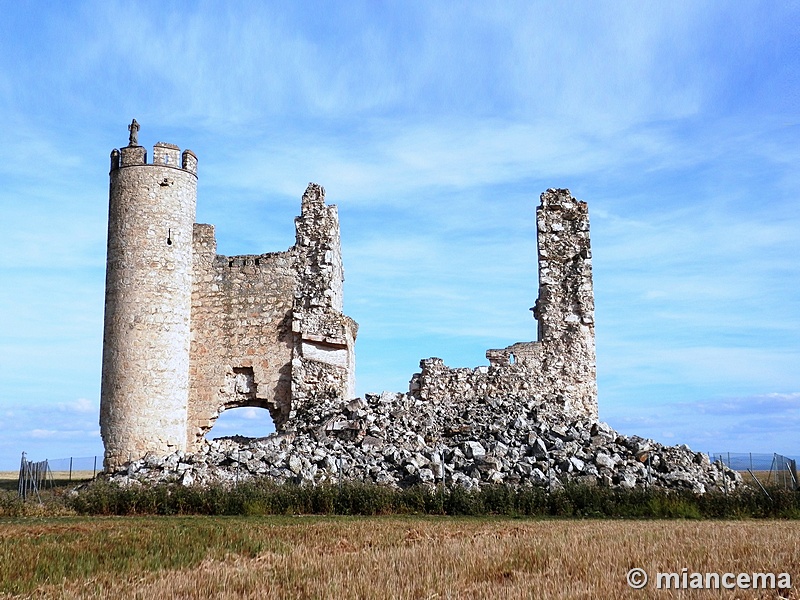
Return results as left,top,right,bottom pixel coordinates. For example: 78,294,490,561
69,457,73,482
723,452,729,495
93,456,97,479
18,452,26,501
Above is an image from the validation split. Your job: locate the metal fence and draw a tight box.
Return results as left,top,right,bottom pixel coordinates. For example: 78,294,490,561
16,453,100,501
17,452,53,502
709,452,798,491
44,455,101,482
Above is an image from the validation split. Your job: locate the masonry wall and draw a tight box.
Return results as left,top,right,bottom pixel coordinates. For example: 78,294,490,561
187,223,296,451
535,188,596,418
100,124,596,471
410,188,597,420
288,184,358,422
100,126,359,467
184,184,358,447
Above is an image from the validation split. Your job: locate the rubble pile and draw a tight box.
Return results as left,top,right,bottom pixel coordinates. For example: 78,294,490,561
109,391,741,494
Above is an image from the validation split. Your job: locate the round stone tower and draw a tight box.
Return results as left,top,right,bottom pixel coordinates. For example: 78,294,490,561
100,121,198,470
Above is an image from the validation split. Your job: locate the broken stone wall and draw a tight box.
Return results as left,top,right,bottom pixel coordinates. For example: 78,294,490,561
288,184,358,423
188,224,296,450
409,356,555,410
409,189,597,421
534,188,596,418
187,184,358,449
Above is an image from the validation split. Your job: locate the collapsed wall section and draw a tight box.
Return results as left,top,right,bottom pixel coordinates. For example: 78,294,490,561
186,183,358,447
409,189,597,420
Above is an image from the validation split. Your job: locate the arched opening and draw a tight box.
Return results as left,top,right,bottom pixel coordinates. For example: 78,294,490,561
189,364,292,450
208,405,276,441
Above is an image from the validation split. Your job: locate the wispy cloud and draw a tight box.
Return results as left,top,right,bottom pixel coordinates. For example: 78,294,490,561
689,393,800,417
58,398,98,415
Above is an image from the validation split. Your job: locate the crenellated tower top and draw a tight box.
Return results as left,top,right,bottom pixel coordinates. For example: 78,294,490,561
109,120,197,175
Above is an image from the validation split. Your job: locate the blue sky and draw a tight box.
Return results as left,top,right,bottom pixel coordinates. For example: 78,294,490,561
0,2,798,469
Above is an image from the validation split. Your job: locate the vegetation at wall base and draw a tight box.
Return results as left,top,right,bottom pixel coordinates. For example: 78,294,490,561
2,479,796,519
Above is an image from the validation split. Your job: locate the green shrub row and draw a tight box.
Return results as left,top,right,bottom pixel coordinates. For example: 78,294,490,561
60,480,800,519
2,480,796,519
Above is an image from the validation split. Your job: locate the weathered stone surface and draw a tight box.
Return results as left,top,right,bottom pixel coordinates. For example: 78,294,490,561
109,389,742,493
101,125,357,471
101,141,197,469
410,190,596,420
100,130,728,495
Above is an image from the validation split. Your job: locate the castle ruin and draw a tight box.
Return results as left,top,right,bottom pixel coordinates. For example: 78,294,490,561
100,124,357,470
409,188,597,420
99,122,596,471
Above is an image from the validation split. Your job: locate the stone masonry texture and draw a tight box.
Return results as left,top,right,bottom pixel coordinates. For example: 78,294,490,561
100,125,357,470
411,188,597,420
101,142,197,470
101,124,737,494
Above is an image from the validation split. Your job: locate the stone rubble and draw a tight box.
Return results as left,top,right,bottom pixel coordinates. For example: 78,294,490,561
108,390,742,494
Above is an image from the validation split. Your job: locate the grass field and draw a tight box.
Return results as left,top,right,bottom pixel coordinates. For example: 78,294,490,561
0,516,797,599
0,471,96,493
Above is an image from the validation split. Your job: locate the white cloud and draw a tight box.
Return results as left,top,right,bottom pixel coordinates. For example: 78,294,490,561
58,398,98,414
242,408,261,420
30,429,58,439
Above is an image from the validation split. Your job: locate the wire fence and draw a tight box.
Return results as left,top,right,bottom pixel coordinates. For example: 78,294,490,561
17,452,52,502
44,455,101,482
15,453,100,500
709,452,798,491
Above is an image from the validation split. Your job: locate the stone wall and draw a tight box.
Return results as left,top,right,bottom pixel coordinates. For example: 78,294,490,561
100,144,733,496
186,184,358,450
409,189,597,420
288,184,358,422
187,224,295,451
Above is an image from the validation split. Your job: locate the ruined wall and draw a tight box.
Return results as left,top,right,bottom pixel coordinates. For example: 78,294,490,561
100,142,198,469
187,224,295,451
187,184,358,448
101,122,598,473
410,189,597,420
288,184,358,422
534,188,596,417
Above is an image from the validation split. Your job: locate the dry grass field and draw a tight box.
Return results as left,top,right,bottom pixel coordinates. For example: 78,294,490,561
0,516,797,599
0,471,96,493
